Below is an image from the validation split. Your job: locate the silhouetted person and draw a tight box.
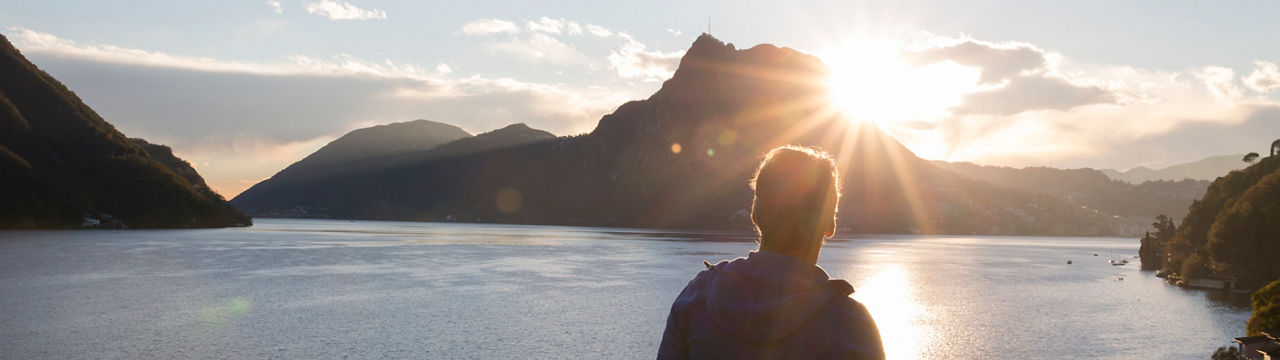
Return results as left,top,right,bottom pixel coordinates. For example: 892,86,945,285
657,146,885,359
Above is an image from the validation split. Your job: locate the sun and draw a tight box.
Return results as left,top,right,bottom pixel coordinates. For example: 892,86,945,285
819,39,976,127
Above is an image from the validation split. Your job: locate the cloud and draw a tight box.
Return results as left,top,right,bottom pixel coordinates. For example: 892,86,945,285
884,34,1280,169
304,0,386,21
521,17,585,36
1244,60,1280,93
435,63,452,74
9,27,440,80
608,33,684,80
457,18,682,74
565,22,583,35
1198,66,1243,102
9,27,285,75
585,24,612,37
906,39,1047,84
461,18,519,36
667,29,683,37
952,75,1115,116
266,0,283,14
459,18,593,65
921,65,1269,165
487,32,594,65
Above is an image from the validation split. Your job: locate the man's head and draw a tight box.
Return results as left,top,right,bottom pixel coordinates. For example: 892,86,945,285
749,146,841,256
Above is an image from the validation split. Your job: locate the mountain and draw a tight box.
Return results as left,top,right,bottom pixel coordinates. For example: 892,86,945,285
935,162,1209,221
1102,154,1247,183
1140,153,1280,288
131,138,223,200
232,121,553,217
0,34,249,229
233,34,1117,235
275,119,471,182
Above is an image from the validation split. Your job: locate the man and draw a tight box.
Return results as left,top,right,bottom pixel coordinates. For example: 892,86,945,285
657,146,885,359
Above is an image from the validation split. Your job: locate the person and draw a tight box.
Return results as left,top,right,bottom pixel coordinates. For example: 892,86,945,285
657,146,884,359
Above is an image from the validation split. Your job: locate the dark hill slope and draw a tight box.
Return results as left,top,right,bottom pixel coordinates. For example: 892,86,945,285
935,161,1208,220
231,122,552,216
0,34,248,228
1142,154,1280,287
131,138,224,200
272,119,470,182
233,34,1113,235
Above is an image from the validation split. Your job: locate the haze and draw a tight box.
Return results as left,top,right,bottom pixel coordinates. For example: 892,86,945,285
4,0,1279,197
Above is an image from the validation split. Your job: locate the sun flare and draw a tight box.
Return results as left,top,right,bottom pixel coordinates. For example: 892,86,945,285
820,39,979,128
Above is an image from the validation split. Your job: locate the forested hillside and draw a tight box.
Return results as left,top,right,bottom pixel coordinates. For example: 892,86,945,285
0,34,249,229
1141,154,1280,287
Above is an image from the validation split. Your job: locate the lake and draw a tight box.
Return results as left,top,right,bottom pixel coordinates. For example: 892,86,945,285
0,219,1252,359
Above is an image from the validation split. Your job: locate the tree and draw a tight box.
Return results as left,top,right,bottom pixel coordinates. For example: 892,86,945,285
1153,214,1176,238
1249,279,1280,336
1181,253,1211,279
1140,214,1177,270
1244,152,1260,164
1212,345,1240,360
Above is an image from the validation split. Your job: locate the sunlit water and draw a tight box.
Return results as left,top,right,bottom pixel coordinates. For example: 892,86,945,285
0,219,1251,359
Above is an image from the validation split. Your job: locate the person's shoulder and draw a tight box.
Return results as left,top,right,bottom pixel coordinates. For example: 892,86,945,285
672,260,726,304
687,258,736,283
828,294,875,322
825,294,885,359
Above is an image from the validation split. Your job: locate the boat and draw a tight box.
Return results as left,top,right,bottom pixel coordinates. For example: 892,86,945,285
1109,251,1128,266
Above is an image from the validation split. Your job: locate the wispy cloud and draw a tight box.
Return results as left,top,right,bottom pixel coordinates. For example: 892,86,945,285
461,18,519,36
608,33,684,81
906,39,1047,84
1244,60,1280,93
266,0,283,14
1199,66,1243,102
304,0,386,21
9,27,437,80
951,75,1114,116
525,17,566,35
487,33,594,65
585,24,612,37
461,18,640,69
457,18,686,78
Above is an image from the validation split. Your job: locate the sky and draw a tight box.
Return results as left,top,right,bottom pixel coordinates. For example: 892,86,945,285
3,0,1280,198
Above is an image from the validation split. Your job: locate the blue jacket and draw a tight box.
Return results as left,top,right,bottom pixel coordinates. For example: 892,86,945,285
657,251,884,359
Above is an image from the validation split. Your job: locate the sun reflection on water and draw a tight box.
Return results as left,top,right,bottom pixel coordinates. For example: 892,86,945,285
850,263,931,360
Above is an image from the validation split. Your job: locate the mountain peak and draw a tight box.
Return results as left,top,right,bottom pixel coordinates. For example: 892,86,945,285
662,33,827,98
282,119,470,172
497,123,533,131
475,123,554,140
685,33,735,59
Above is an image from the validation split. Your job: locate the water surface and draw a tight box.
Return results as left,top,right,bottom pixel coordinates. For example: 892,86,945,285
0,219,1251,359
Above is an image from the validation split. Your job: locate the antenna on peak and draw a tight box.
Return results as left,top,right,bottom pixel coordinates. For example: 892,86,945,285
707,17,711,35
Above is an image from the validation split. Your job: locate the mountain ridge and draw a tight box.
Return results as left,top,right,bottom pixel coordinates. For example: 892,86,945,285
934,161,1209,222
1101,154,1246,183
232,34,1118,236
